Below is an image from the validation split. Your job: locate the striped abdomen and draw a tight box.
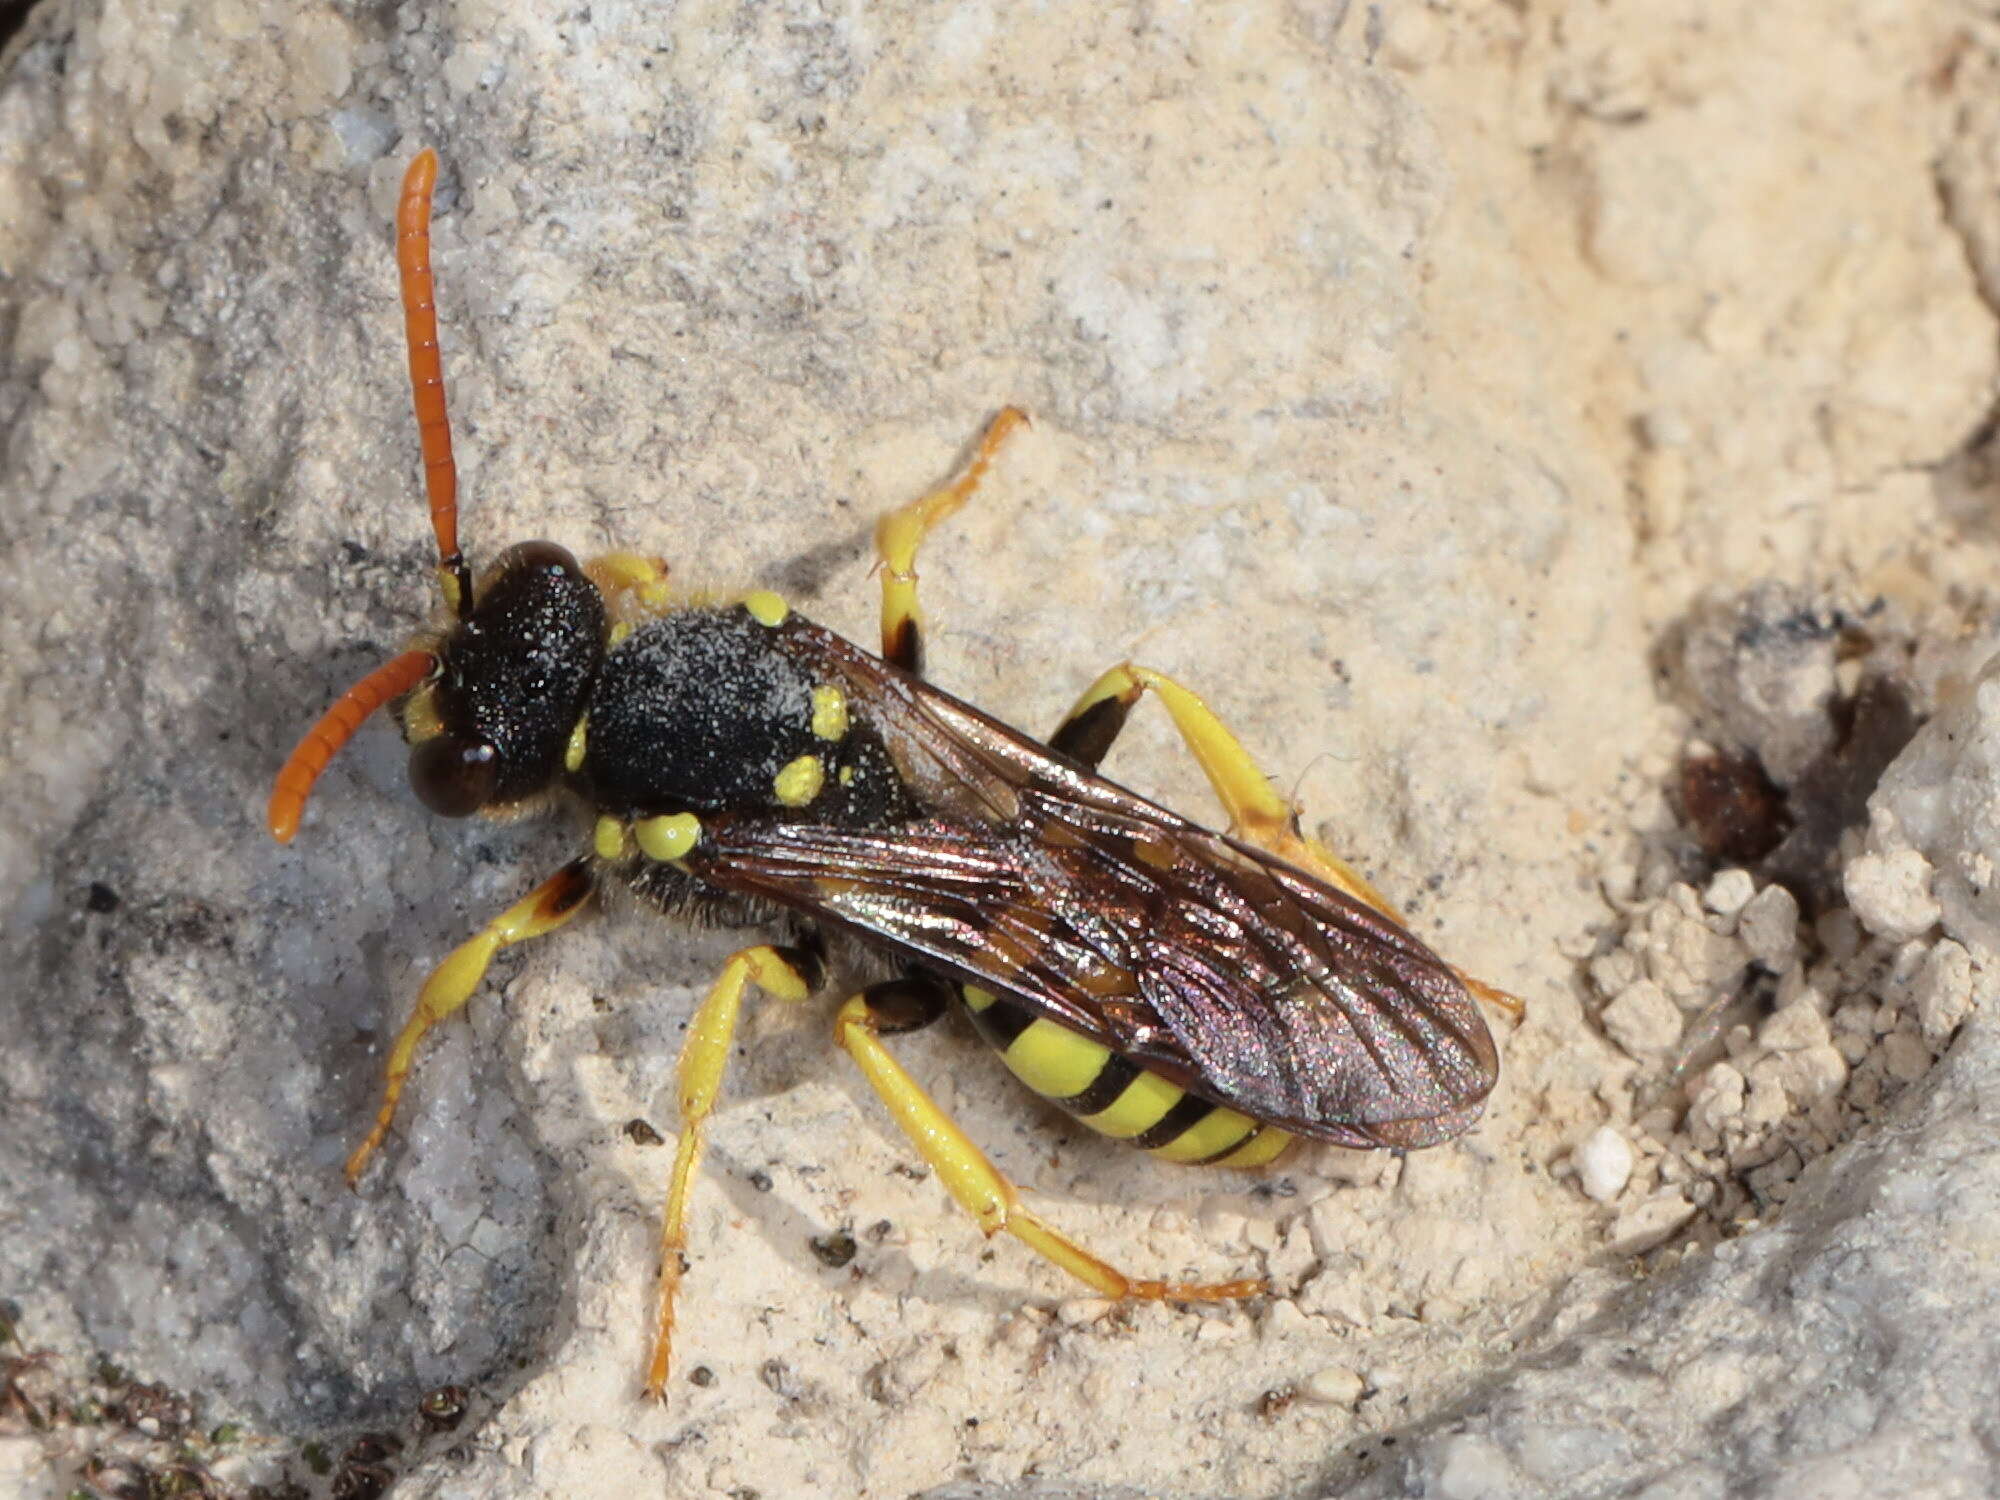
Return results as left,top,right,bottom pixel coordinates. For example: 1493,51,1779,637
962,985,1291,1168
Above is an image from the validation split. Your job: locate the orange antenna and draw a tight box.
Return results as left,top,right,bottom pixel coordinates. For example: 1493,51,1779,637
397,149,472,615
269,649,436,842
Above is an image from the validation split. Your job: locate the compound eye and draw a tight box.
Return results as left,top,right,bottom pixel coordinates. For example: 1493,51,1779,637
409,734,500,818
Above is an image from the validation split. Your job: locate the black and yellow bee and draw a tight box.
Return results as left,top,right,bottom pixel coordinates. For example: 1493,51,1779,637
270,151,1508,1400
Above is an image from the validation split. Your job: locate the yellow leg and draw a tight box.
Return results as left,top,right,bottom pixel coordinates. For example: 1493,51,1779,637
1054,665,1525,1017
874,407,1031,674
345,859,596,1186
1052,663,1405,920
833,991,1265,1304
644,942,820,1401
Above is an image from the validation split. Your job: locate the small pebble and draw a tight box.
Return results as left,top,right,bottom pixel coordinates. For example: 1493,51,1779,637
1602,978,1683,1059
1573,1125,1635,1202
1608,1192,1697,1255
1057,1299,1113,1328
1843,850,1941,942
1759,1002,1829,1053
1736,883,1800,969
1914,939,1975,1043
1815,908,1863,961
1299,1366,1365,1407
1776,1044,1848,1105
1702,868,1756,919
1881,1030,1932,1082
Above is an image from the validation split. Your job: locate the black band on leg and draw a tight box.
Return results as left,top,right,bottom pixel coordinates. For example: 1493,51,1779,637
772,934,828,995
859,974,952,1035
1048,692,1135,770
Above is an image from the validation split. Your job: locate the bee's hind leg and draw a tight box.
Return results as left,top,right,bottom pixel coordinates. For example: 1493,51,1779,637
873,407,1030,676
834,976,1264,1304
1050,664,1405,920
1053,666,1524,1018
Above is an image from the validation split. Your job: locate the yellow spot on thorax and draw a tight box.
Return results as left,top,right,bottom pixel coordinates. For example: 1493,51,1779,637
837,765,855,787
810,684,849,741
609,620,634,647
594,816,630,859
564,716,589,772
635,812,702,861
743,590,789,627
773,754,824,807
589,552,672,610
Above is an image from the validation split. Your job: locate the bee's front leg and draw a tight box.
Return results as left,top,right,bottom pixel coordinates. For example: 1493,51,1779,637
345,858,596,1186
645,937,824,1401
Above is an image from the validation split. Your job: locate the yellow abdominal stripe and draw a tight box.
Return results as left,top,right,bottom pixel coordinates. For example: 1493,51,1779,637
1004,1017,1112,1099
965,986,1291,1168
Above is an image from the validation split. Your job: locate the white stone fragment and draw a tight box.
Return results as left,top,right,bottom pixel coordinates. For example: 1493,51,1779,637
1832,999,1877,1035
1573,1125,1635,1202
1736,883,1800,970
1589,948,1640,999
1433,1433,1524,1499
1776,1044,1849,1105
1686,1063,1746,1150
1602,978,1684,1059
1881,1031,1932,1083
1298,1366,1365,1407
1742,1057,1792,1127
1607,1192,1698,1256
1759,1001,1830,1053
1914,939,1976,1043
1703,868,1756,919
1844,849,1943,941
1057,1298,1113,1327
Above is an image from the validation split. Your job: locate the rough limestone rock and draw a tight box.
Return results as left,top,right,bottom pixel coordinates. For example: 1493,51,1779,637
3,1,1996,1497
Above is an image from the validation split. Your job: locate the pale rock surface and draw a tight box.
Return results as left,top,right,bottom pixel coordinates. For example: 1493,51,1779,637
3,1,1999,1498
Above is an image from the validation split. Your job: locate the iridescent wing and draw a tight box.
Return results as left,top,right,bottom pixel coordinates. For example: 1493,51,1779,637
683,621,1498,1148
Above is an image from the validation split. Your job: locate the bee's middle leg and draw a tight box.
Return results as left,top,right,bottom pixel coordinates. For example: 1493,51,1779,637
1053,665,1523,1017
873,407,1030,676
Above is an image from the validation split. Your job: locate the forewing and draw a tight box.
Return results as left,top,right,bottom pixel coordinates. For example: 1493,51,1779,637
694,621,1499,1145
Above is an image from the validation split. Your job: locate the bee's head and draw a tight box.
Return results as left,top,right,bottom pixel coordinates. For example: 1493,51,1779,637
403,541,606,818
267,151,610,845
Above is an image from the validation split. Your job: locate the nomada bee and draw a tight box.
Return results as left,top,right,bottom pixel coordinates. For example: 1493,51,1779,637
270,150,1510,1399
